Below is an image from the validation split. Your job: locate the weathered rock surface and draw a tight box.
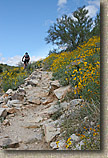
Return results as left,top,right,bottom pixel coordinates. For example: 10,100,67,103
0,138,20,148
27,96,41,105
2,119,10,126
11,92,25,101
44,121,60,142
27,79,39,86
0,108,7,118
54,85,71,100
6,89,14,95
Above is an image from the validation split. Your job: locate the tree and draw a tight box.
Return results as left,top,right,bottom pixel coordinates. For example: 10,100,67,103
45,6,93,51
91,12,100,36
48,49,58,55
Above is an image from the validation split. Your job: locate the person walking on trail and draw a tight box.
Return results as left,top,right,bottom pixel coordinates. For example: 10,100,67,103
22,52,30,69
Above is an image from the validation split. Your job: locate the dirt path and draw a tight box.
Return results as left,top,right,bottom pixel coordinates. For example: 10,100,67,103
0,70,58,150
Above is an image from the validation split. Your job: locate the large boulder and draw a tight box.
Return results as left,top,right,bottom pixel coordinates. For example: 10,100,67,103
54,85,71,100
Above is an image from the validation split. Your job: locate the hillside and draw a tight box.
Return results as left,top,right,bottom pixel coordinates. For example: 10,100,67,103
0,36,100,150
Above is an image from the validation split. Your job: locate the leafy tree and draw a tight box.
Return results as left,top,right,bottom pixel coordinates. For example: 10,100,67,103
48,49,58,55
91,12,100,36
45,6,93,51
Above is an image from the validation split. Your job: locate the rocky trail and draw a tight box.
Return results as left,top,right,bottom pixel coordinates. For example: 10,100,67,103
0,69,84,150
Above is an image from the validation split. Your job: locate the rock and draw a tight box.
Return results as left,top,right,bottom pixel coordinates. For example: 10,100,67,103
70,134,80,142
2,94,9,104
0,108,7,118
8,100,21,104
27,79,38,86
34,131,43,141
7,100,22,107
2,119,10,126
29,116,43,123
6,108,16,114
42,98,53,105
50,142,58,149
28,97,41,105
50,139,65,150
40,101,68,116
2,105,8,108
35,116,43,123
24,85,32,89
84,116,89,122
51,80,60,87
6,114,15,118
48,80,60,94
59,101,69,110
40,118,53,127
75,140,84,150
11,92,24,101
24,132,43,144
17,88,26,94
0,96,4,104
54,85,71,100
44,121,60,142
69,99,83,107
60,113,65,119
30,75,37,80
6,89,14,95
0,138,20,148
40,105,58,116
90,121,95,126
0,135,9,139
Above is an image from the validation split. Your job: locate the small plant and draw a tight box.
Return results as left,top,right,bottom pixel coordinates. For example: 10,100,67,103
51,110,63,121
59,100,100,150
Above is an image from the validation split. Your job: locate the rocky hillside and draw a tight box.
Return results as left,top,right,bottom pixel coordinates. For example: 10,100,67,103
0,68,100,150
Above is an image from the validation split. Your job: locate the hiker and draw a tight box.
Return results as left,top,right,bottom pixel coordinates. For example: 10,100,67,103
22,52,30,69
